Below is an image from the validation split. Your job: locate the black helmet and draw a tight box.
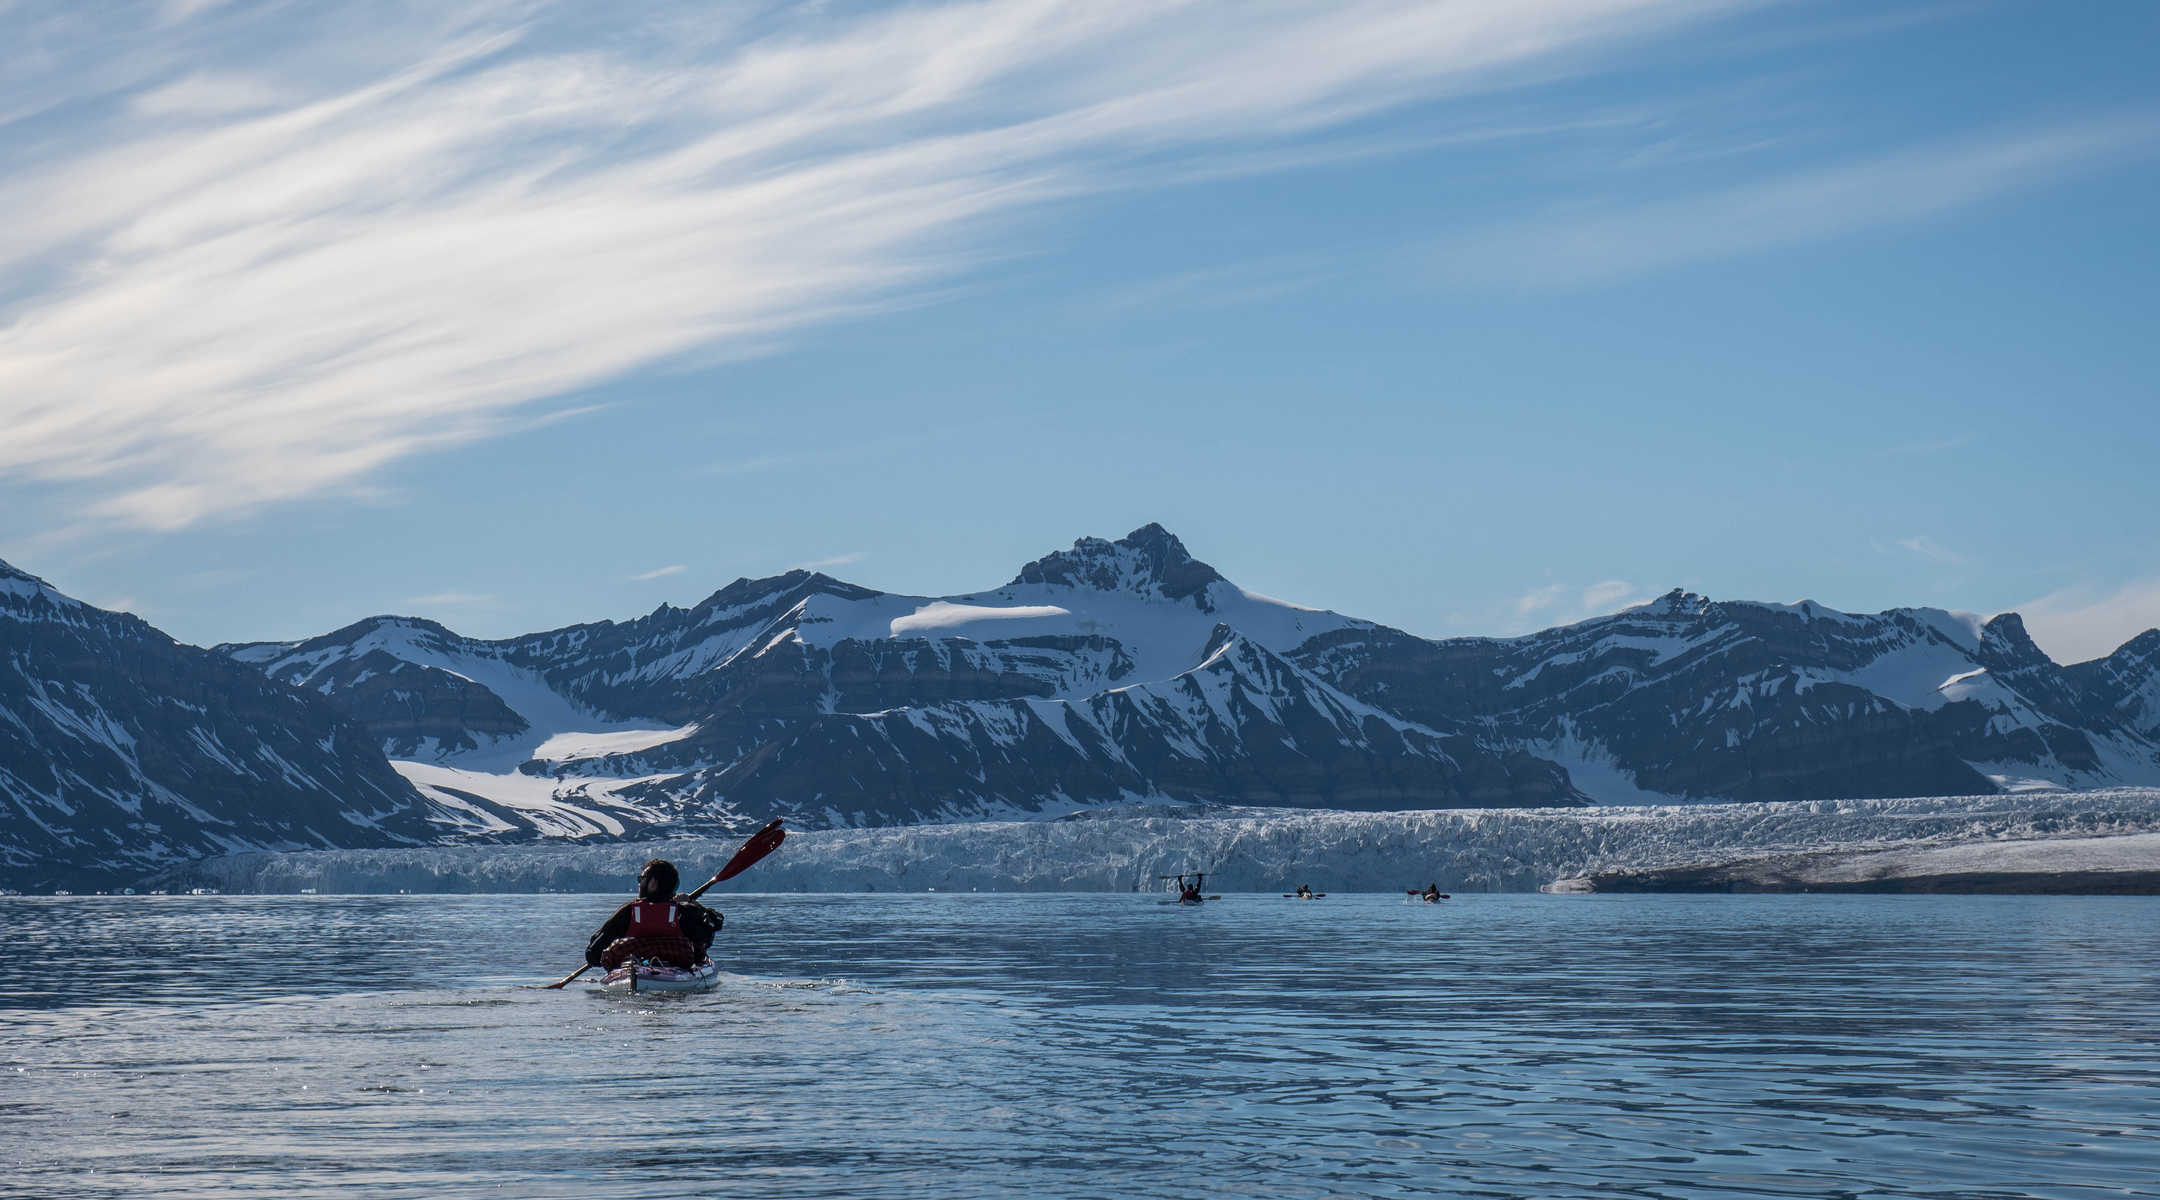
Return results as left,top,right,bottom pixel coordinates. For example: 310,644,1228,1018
638,858,679,899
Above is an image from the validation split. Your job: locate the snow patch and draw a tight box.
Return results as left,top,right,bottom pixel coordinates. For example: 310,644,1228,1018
1531,730,1682,806
390,761,671,839
888,602,1072,638
1985,773,2071,793
531,724,700,762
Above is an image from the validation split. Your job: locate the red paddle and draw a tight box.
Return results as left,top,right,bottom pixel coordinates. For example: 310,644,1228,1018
686,818,788,900
545,818,787,989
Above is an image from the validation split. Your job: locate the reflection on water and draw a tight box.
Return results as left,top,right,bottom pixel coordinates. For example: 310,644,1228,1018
3,893,2157,1198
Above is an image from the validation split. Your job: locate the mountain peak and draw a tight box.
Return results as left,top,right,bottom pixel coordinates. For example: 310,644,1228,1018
1977,612,2055,672
0,558,86,617
1007,524,1227,606
2072,627,2160,678
1645,588,1712,618
0,558,56,590
689,568,881,618
337,614,460,641
2115,628,2160,662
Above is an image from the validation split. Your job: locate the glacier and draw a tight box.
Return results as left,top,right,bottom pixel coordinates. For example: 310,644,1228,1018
180,787,2160,895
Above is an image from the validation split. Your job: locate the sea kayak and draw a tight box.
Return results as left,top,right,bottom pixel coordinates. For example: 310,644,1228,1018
595,959,721,994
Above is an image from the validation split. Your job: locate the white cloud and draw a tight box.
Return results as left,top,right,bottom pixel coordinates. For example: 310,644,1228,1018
1515,582,1570,617
1433,113,2160,289
2013,579,2160,666
789,552,864,573
131,72,291,117
0,0,1747,534
630,564,686,582
1580,579,1637,610
1508,578,1638,632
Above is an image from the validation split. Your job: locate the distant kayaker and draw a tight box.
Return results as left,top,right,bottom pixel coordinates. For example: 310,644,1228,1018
1179,876,1204,904
1295,884,1314,899
1420,883,1442,903
585,859,724,969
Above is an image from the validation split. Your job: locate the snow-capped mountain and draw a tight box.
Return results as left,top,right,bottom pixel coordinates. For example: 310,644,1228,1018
10,524,2160,887
217,526,2160,843
220,525,1578,838
2069,630,2160,744
1293,590,2160,801
1,560,438,889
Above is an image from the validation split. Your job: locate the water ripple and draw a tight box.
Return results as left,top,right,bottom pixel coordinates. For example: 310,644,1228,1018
2,893,2157,1198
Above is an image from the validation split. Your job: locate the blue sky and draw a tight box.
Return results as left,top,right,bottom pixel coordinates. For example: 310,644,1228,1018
2,0,2156,661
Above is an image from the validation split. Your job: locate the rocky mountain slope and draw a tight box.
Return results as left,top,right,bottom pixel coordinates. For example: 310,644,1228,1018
1,561,439,889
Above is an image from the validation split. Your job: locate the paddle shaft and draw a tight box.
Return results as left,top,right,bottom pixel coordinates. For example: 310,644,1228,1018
546,963,596,989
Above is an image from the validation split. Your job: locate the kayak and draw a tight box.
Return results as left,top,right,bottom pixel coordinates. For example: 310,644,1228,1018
595,959,721,994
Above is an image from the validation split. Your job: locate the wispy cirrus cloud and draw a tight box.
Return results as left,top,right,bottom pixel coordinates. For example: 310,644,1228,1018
1510,578,1640,630
1090,258,1329,317
0,0,1752,535
1580,579,1639,610
1514,582,1572,618
629,564,686,582
1433,113,2160,289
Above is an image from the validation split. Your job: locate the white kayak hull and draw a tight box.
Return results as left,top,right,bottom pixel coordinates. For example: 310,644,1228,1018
595,960,721,994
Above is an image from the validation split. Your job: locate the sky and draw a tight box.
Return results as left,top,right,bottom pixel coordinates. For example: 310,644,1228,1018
1,0,2156,663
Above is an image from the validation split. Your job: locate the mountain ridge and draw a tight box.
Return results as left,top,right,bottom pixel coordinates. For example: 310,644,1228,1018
6,530,2158,887
215,526,2160,825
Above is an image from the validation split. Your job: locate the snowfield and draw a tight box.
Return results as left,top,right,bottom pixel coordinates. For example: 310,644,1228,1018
182,788,2160,895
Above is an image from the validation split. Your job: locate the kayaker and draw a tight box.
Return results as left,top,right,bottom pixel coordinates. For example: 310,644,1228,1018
1421,883,1442,903
585,859,724,969
1179,877,1203,904
1295,884,1313,899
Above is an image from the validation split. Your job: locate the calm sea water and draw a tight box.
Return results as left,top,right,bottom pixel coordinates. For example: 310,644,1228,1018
3,892,2158,1199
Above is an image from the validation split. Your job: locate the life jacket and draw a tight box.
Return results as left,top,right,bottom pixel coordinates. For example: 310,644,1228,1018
625,901,683,938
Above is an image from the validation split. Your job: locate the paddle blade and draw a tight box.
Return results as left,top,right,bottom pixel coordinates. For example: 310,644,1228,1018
713,818,787,883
